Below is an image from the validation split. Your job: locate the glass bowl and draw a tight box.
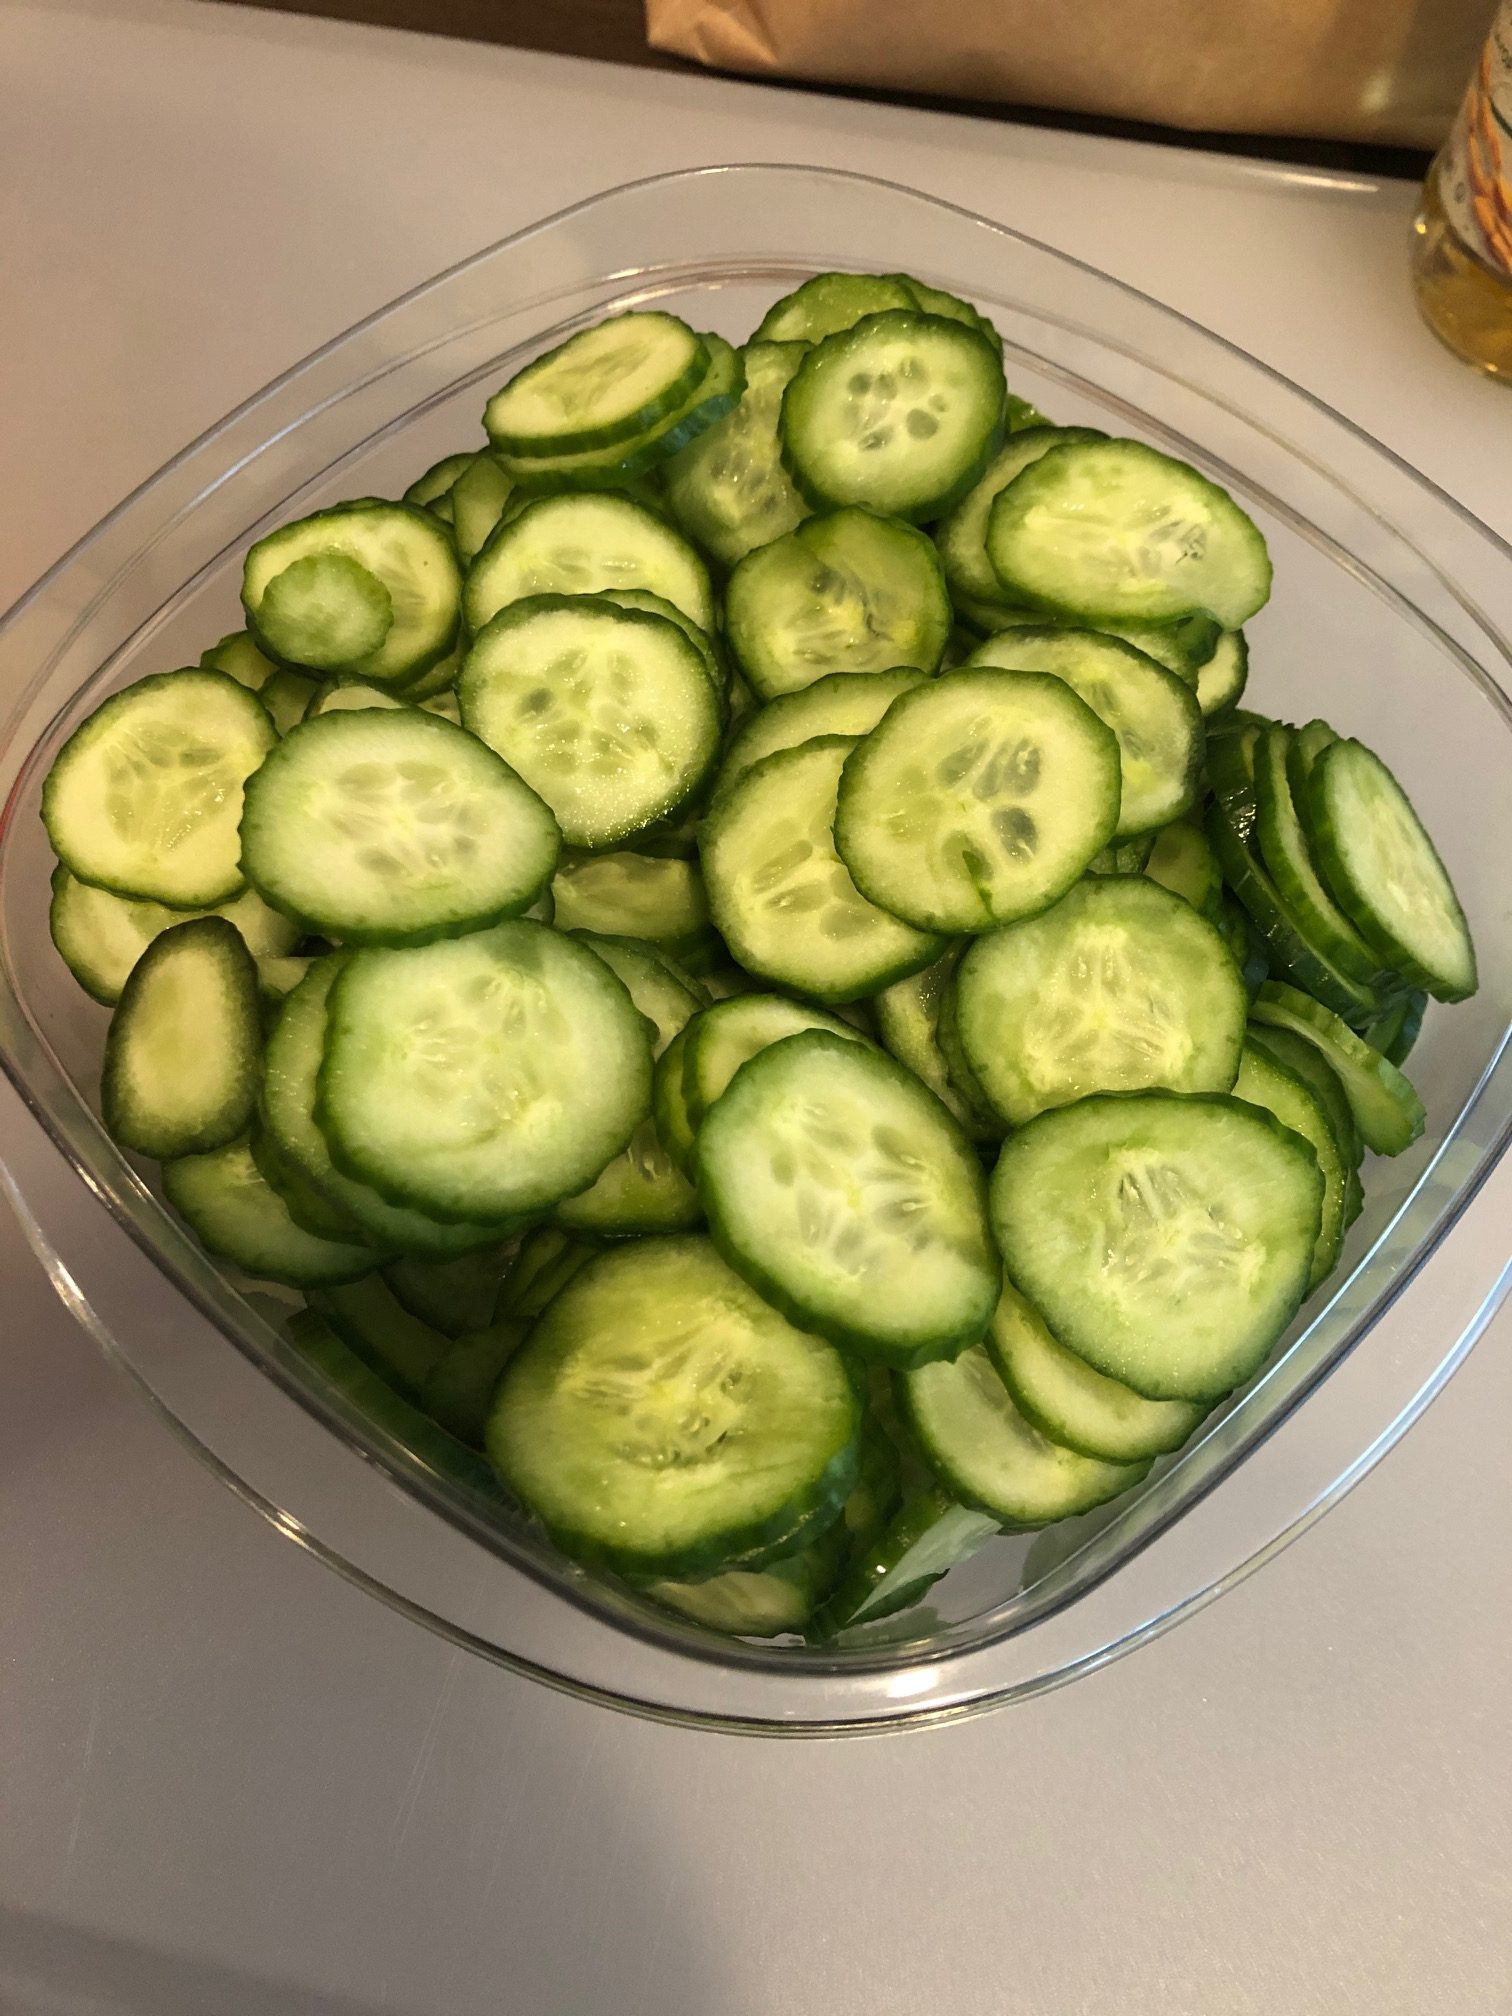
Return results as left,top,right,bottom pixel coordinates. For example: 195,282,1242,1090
2,164,1511,1736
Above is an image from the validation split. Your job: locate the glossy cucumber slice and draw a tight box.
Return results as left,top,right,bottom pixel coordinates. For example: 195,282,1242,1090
483,311,708,457
679,993,866,1139
1142,818,1221,914
1195,629,1248,715
465,492,714,635
714,667,925,801
1231,1039,1347,1288
549,850,714,967
309,1274,450,1399
936,426,1107,607
663,340,811,568
755,272,915,343
810,1484,1000,1636
873,946,999,1143
1249,981,1426,1157
384,1242,517,1338
48,869,300,1007
164,1140,379,1287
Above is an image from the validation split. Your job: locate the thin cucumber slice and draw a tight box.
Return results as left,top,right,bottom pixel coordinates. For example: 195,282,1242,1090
902,1344,1148,1526
253,552,393,672
679,994,866,1138
652,1025,700,1179
554,935,703,1234
1253,725,1392,990
1231,1039,1346,1289
590,589,725,698
253,953,317,1002
663,340,811,568
646,1527,847,1638
715,667,925,800
319,921,654,1222
701,738,947,1002
260,958,511,1257
1088,834,1156,876
987,1283,1204,1463
240,708,561,944
891,275,1004,357
953,877,1246,1127
1098,613,1220,685
935,975,1007,1141
448,453,514,565
754,272,915,342
724,507,950,700
1249,981,1426,1157
498,1226,600,1323
1143,818,1221,914
965,626,1203,837
459,595,720,850
163,1140,379,1287
1195,629,1248,715
48,868,300,1007
697,1030,999,1366
1360,990,1427,1069
102,917,261,1159
780,311,1007,522
395,639,463,701
201,629,278,693
1006,394,1051,430
303,680,409,717
550,850,714,967
1205,719,1261,837
384,1241,517,1338
402,451,476,512
834,669,1120,932
43,669,275,908
243,501,461,688
260,668,321,736
873,946,999,1142
309,1275,450,1399
484,312,708,457
936,427,1107,607
250,1124,368,1243
488,1236,861,1579
986,439,1272,628
1218,890,1269,1000
810,1484,999,1636
1245,1022,1362,1171
1301,738,1476,1002
991,1092,1324,1401
420,1320,527,1447
465,492,714,634
1288,718,1339,802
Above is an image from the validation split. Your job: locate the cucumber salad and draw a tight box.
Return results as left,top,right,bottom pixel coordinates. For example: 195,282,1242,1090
43,272,1476,1642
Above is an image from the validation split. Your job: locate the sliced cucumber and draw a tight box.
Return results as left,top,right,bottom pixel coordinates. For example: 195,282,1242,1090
102,917,261,1159
250,1125,368,1243
201,628,279,693
903,1343,1148,1526
384,1241,515,1338
549,850,714,968
420,1320,527,1447
873,946,998,1142
1099,613,1221,685
1252,724,1392,991
1195,629,1248,716
1249,981,1426,1157
1231,1038,1346,1289
465,492,714,635
724,507,950,700
891,275,1003,355
318,921,654,1222
240,708,561,944
309,1274,450,1399
43,669,275,908
253,553,393,673
986,439,1272,629
991,1091,1324,1400
1301,738,1476,1002
935,974,1008,1141
810,1484,999,1636
403,451,476,512
163,1139,378,1286
303,680,410,717
487,1235,860,1578
498,1225,600,1323
987,1282,1204,1463
1360,989,1427,1069
243,500,461,688
590,589,725,698
1143,818,1221,914
645,1527,846,1638
448,453,514,566
715,667,925,801
965,625,1203,836
1288,718,1339,802
663,340,811,568
697,1030,999,1366
780,311,1006,522
754,272,915,343
679,993,866,1140
833,669,1120,932
701,737,947,1001
48,868,300,1007
652,1024,699,1178
952,877,1246,1127
260,668,320,736
484,312,708,457
936,426,1107,607
1245,1022,1361,1171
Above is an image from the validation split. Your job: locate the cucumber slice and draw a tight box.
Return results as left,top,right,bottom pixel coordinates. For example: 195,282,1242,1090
646,1527,846,1638
240,709,561,944
590,589,725,698
163,1139,379,1287
833,669,1120,932
873,946,999,1142
891,275,1004,357
309,1274,450,1398
42,669,275,908
986,439,1272,629
663,340,811,568
554,935,703,1234
484,312,708,457
652,1024,700,1179
935,974,1008,1140
810,1484,999,1636
318,921,654,1222
549,850,714,967
253,552,394,672
402,451,476,512
420,1320,527,1447
1088,834,1157,876
1143,818,1221,914
1231,1039,1347,1288
384,1242,517,1338
952,877,1247,1127
1217,891,1270,999
724,507,950,700
715,667,925,800
303,680,410,717
465,492,714,635
991,1092,1324,1401
250,1124,368,1243
1098,613,1221,686
987,1282,1204,1463
448,453,514,565
936,426,1107,607
487,1236,860,1579
697,1030,999,1366
1195,629,1248,716
201,628,279,693
780,311,1006,522
902,1344,1148,1525
260,958,513,1257
396,639,463,702
48,868,300,1007
1249,981,1426,1157
679,993,866,1139
102,917,261,1159
1205,718,1261,837
1288,717,1339,802
965,626,1203,837
260,668,321,736
1301,738,1476,1002
1245,1022,1362,1170
459,595,720,850
243,501,461,688
701,738,947,1002
754,272,915,343
1360,989,1427,1068
498,1226,600,1323
1253,725,1392,990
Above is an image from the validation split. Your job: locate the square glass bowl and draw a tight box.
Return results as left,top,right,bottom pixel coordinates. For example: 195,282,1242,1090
2,164,1511,1735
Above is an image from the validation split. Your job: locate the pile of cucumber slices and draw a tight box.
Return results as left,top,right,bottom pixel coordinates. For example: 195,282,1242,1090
42,270,1476,1641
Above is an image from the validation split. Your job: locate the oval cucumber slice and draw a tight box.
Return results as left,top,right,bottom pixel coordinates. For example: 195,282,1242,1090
937,426,1107,607
163,1140,379,1287
465,492,714,635
484,311,708,457
1248,981,1426,1157
680,993,866,1138
715,667,925,801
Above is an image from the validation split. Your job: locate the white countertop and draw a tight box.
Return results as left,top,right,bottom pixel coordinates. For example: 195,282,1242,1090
3,5,1511,2012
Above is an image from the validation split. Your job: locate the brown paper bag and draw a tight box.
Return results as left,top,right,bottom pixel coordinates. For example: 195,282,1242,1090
646,0,1492,147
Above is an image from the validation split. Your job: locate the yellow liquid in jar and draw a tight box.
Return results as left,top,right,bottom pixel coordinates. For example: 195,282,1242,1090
1411,163,1512,382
